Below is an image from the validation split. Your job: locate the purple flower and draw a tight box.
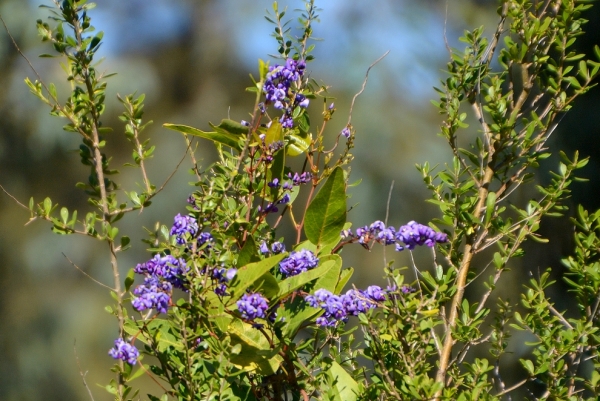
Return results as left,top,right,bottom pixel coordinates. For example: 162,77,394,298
214,283,227,296
260,241,286,255
342,220,447,251
362,285,386,302
258,202,278,214
296,94,309,108
170,214,199,245
278,193,290,204
307,286,386,327
132,277,172,314
288,171,312,186
263,58,307,128
279,249,319,277
241,120,250,127
259,241,270,255
134,254,188,289
395,221,448,251
197,232,213,249
305,288,334,307
271,242,286,254
280,114,294,128
237,292,269,321
156,256,187,287
400,285,416,294
341,127,351,138
226,268,237,281
109,338,139,365
342,289,379,316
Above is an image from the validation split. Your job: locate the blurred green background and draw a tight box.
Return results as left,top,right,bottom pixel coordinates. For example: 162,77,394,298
1,0,599,399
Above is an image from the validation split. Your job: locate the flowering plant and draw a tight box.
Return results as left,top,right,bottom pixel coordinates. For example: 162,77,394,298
6,0,600,400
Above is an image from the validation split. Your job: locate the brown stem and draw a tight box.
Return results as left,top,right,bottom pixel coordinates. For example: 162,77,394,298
434,164,494,398
70,7,126,398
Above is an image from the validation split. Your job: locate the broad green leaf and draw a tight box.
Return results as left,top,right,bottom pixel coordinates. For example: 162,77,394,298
229,320,283,375
238,236,260,267
286,133,311,156
206,294,233,331
266,147,285,201
277,258,338,298
304,167,347,249
313,254,342,293
335,267,354,293
163,123,242,151
328,361,358,401
254,273,280,299
279,297,319,337
211,118,249,136
228,253,287,302
264,120,283,145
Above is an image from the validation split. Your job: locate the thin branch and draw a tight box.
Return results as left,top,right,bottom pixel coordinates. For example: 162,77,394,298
383,180,394,268
493,378,529,397
109,139,191,216
347,51,390,126
0,184,29,210
74,340,96,401
62,253,114,291
0,15,54,101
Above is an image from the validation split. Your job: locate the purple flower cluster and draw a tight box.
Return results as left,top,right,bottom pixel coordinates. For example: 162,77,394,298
342,220,448,251
305,286,387,327
132,277,172,313
260,241,286,255
209,266,237,296
279,249,319,277
170,213,198,245
134,254,188,290
132,254,188,314
288,171,312,186
170,214,213,249
395,221,449,251
257,193,290,215
237,292,269,321
108,338,139,365
268,172,311,192
263,58,308,128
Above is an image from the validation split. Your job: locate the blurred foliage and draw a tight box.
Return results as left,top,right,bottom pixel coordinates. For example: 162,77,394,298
0,0,598,399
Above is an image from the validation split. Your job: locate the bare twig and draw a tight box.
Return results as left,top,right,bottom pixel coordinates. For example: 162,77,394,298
0,184,29,210
347,51,390,126
74,340,96,401
62,253,113,291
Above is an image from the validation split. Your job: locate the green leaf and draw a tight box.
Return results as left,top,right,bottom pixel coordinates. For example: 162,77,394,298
238,236,260,267
304,167,347,249
266,146,285,201
328,361,358,401
60,207,68,224
276,258,339,298
286,133,310,156
313,254,342,293
211,118,250,136
228,253,287,302
124,268,135,292
265,120,283,145
253,273,280,299
335,268,354,293
163,123,242,151
521,359,535,375
229,320,283,374
278,297,317,337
